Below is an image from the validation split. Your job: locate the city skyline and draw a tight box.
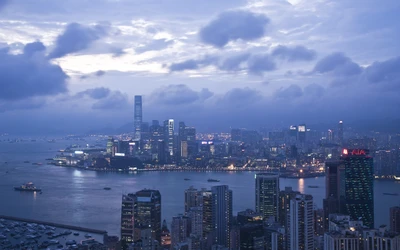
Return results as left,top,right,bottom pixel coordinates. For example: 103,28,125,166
0,1,400,134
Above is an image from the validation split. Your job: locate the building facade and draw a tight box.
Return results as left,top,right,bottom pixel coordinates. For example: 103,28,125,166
255,173,280,222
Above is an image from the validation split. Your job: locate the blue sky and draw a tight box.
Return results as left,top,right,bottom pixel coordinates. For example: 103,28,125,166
0,0,399,134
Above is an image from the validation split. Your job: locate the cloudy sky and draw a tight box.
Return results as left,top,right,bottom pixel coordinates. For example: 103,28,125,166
0,0,399,134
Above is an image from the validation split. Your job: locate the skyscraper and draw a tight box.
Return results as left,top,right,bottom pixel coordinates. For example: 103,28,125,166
187,207,203,238
288,194,314,250
297,124,306,143
338,121,344,145
164,119,175,157
211,185,233,248
134,95,142,140
390,206,400,234
171,215,190,247
202,189,213,240
255,173,280,221
184,186,203,214
134,189,162,242
121,193,135,243
342,149,374,228
323,161,345,230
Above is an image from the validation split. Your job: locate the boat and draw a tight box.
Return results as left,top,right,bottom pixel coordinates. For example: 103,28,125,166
394,176,400,181
207,179,220,182
308,185,319,188
84,233,92,238
24,161,30,163
104,187,111,190
383,193,399,196
14,182,42,192
32,162,43,166
73,232,79,236
184,178,191,181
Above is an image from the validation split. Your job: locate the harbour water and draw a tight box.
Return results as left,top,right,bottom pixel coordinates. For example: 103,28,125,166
0,138,399,236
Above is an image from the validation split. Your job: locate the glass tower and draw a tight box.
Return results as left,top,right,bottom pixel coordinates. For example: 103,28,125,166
342,149,374,228
211,185,233,248
255,173,280,221
134,95,142,140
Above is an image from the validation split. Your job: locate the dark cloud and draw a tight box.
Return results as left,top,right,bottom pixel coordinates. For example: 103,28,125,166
23,41,46,57
199,11,270,47
169,60,199,71
218,88,261,108
150,84,213,105
218,53,250,71
364,56,400,84
0,42,68,101
248,54,276,75
169,55,218,72
274,84,303,99
48,23,110,59
92,91,130,110
135,39,174,54
313,52,362,76
271,45,317,62
76,87,111,99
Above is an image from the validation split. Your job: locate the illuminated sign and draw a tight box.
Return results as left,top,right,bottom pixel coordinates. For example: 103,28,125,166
298,126,306,132
74,151,84,155
342,149,368,156
115,153,125,157
129,142,136,146
290,125,297,130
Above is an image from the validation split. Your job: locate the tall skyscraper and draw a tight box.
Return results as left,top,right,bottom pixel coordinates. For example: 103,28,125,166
279,187,300,249
211,185,233,248
288,194,314,250
164,119,175,156
297,124,306,143
323,161,345,230
134,189,162,242
171,215,190,247
338,120,344,145
187,207,203,238
342,149,374,228
390,206,400,234
121,193,135,243
134,95,142,140
202,189,213,240
255,173,280,221
184,186,203,214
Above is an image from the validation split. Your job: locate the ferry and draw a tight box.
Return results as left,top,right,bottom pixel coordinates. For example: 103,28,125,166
104,187,111,190
14,182,42,192
207,179,220,182
184,178,191,181
383,193,399,196
394,176,400,181
308,185,319,188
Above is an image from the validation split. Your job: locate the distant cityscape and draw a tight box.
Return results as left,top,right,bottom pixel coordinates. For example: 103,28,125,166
48,95,400,181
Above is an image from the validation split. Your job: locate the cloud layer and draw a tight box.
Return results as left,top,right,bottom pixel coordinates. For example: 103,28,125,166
199,11,270,47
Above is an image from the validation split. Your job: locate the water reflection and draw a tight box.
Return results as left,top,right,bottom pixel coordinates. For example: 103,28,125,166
298,178,305,193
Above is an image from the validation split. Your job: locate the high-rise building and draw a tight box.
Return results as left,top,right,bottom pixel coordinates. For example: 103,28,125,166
187,207,203,238
171,215,190,248
134,95,142,140
184,186,203,214
338,121,344,145
288,194,314,250
327,129,334,143
134,189,162,242
323,161,345,230
231,129,242,142
278,187,300,250
390,206,400,234
342,149,374,228
181,141,188,158
202,189,213,240
121,193,135,243
297,124,306,143
164,119,175,157
255,173,280,221
239,224,265,250
211,185,233,248
107,136,114,155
